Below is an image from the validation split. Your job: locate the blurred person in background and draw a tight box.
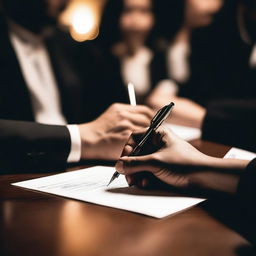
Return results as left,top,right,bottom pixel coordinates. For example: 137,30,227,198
147,0,225,128
0,0,129,123
199,0,256,152
156,0,224,87
96,0,168,104
0,0,154,172
149,0,256,152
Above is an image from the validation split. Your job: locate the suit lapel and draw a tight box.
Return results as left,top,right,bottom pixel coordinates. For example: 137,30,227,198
45,30,85,124
0,16,34,121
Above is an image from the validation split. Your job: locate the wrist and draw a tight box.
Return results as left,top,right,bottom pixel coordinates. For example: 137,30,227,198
78,122,99,160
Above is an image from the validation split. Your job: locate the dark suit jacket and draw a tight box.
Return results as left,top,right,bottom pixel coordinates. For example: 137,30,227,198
0,15,128,124
0,15,129,173
237,158,256,244
0,120,70,173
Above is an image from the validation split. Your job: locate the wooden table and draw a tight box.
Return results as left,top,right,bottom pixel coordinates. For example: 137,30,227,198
0,140,254,256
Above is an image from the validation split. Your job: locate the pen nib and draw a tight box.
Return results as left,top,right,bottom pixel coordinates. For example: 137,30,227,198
107,176,116,187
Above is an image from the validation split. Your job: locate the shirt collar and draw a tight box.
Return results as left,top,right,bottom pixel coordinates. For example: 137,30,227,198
8,19,44,50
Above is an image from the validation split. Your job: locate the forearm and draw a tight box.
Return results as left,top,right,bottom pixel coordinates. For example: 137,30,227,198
202,157,249,171
188,156,250,194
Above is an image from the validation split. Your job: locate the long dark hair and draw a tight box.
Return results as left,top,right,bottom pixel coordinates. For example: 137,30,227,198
0,0,56,33
154,0,234,48
154,0,185,42
96,0,177,51
239,0,256,8
96,0,124,50
96,0,186,51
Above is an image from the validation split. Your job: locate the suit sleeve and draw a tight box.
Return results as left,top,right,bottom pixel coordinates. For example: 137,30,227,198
202,99,256,152
237,158,256,202
0,120,71,173
237,159,256,244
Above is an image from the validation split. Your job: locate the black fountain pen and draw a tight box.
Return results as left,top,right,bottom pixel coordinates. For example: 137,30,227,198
107,102,175,186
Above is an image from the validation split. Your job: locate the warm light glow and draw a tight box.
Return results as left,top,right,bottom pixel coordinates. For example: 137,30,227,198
72,6,94,35
60,0,103,42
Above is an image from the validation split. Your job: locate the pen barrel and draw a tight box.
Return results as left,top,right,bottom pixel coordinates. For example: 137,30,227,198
130,145,142,156
130,129,155,157
114,172,120,178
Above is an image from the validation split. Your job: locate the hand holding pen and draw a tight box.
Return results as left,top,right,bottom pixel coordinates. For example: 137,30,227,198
108,102,175,186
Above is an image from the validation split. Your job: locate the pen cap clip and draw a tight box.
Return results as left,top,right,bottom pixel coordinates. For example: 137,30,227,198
151,102,174,129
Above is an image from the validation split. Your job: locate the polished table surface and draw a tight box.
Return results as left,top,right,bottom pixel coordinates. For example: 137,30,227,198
0,140,253,256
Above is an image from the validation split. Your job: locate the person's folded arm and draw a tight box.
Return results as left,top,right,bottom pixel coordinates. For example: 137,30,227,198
202,99,256,151
237,158,256,214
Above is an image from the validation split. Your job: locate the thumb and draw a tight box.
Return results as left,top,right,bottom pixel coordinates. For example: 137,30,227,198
115,154,158,175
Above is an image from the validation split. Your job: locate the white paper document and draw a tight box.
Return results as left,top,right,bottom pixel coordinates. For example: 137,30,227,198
12,166,205,218
164,124,201,141
224,147,256,160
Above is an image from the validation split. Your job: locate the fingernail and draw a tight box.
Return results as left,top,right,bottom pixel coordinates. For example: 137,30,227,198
116,160,125,174
120,156,129,161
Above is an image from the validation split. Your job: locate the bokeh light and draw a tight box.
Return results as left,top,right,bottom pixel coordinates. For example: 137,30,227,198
72,6,94,35
60,0,105,42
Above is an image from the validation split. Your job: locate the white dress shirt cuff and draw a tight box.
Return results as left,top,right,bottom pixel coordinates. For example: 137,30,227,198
67,125,82,163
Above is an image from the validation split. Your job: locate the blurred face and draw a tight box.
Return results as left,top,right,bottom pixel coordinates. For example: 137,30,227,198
185,0,224,28
120,0,154,44
1,0,69,33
